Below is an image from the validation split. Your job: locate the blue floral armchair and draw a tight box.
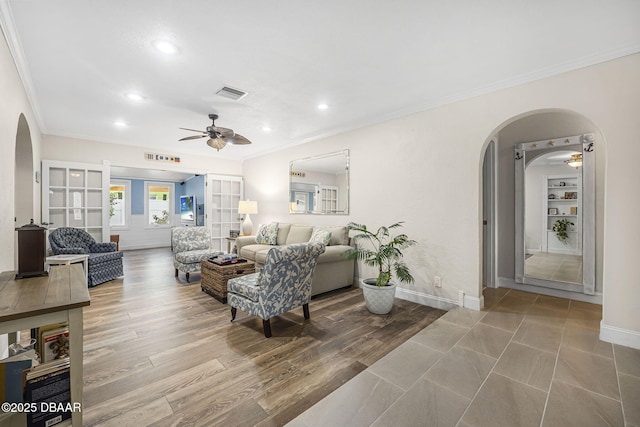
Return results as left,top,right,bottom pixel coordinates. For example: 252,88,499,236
171,226,221,282
49,227,123,287
227,242,326,338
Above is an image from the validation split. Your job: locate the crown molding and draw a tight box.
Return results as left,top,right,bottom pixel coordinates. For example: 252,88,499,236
0,0,47,132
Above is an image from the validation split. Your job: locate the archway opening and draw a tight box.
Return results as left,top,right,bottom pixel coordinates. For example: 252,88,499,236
14,113,35,267
481,109,605,304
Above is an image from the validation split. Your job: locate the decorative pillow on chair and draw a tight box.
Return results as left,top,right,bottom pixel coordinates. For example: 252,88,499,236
256,222,279,245
309,228,331,245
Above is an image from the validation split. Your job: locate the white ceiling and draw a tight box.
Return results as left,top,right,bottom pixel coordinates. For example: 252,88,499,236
2,0,640,161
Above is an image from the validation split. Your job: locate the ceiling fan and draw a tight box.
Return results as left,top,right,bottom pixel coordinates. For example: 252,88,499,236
178,114,252,151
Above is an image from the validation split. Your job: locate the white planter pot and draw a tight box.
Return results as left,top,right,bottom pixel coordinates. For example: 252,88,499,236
361,279,397,314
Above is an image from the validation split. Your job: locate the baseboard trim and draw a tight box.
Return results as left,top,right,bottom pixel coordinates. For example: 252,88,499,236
395,288,483,311
600,322,640,350
119,244,171,251
497,276,603,305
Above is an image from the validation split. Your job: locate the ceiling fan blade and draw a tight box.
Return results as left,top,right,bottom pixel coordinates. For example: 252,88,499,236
224,133,252,145
211,126,235,138
179,127,207,134
178,135,207,141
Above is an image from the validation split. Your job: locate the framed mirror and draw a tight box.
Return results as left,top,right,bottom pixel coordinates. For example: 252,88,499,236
515,134,595,294
289,150,349,214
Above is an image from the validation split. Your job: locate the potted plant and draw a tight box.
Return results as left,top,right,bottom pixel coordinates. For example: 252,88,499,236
346,222,416,314
552,218,574,243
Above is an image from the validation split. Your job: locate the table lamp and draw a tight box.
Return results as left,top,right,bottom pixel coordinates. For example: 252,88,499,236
238,200,258,235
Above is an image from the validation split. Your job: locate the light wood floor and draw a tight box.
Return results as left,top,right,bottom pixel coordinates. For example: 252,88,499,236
81,248,445,426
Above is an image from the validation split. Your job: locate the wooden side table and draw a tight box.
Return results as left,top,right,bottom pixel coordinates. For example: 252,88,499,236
110,234,120,250
225,237,236,253
46,254,89,286
201,259,255,303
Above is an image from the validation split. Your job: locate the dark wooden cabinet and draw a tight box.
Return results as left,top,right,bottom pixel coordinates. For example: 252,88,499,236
15,221,48,279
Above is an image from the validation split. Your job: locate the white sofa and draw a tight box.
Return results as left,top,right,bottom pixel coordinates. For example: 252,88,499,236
235,223,355,296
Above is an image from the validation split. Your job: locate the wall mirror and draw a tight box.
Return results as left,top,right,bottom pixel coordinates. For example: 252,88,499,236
289,149,349,214
515,134,595,294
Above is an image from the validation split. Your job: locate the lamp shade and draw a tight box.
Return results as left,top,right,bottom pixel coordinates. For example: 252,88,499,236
238,200,258,215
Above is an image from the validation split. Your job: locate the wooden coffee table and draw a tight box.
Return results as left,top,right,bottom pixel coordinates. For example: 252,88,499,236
200,259,255,304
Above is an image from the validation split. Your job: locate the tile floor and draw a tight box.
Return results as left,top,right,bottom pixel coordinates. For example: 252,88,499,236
288,288,640,427
525,252,583,284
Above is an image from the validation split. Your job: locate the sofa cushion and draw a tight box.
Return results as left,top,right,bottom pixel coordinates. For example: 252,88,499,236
285,225,313,244
227,273,260,302
309,228,331,245
276,223,292,245
318,245,352,263
254,248,271,265
240,244,273,261
256,222,279,245
314,226,349,246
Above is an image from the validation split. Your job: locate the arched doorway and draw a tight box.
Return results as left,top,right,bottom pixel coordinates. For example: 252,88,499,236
14,113,35,268
481,109,605,304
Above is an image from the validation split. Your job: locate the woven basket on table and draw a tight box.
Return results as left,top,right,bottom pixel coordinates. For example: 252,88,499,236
200,259,255,304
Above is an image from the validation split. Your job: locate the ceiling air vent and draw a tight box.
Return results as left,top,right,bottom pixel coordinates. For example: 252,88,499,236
215,86,248,101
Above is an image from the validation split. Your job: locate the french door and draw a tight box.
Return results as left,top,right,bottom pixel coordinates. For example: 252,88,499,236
41,160,111,243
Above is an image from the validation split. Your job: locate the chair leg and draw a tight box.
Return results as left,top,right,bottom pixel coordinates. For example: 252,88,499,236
174,268,178,277
303,303,310,319
230,307,237,321
186,272,190,282
262,319,272,338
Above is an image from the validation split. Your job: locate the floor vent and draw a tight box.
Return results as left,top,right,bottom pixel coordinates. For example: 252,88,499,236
216,86,248,100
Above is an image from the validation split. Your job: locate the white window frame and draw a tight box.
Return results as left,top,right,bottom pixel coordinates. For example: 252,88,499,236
109,179,131,230
144,181,174,228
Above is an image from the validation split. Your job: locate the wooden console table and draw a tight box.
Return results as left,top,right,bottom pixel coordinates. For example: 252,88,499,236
0,264,90,426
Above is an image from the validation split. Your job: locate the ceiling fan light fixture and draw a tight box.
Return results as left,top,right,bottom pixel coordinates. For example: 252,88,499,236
206,137,227,151
565,153,583,169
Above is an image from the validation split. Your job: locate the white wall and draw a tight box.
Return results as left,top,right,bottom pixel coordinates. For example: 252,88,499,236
0,30,43,357
0,32,42,272
41,134,243,177
244,54,640,347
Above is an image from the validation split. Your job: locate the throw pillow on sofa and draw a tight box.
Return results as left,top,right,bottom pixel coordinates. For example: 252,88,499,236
309,228,331,245
314,226,349,246
256,222,279,245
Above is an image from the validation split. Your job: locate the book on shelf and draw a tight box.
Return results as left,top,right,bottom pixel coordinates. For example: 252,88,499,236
0,349,40,404
40,327,70,363
37,322,68,356
24,358,72,427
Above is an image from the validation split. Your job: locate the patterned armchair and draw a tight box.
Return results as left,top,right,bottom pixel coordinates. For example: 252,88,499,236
227,242,326,338
171,226,221,282
49,227,123,287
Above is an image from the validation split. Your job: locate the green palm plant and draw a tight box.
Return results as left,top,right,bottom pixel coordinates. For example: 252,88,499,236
346,222,416,286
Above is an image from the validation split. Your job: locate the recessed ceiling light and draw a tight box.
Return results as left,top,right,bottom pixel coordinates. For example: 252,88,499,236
113,120,127,127
152,40,178,55
125,92,144,102
317,103,329,110
262,126,272,132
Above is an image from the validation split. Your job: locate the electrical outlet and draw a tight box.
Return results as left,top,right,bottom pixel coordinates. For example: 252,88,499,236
434,276,442,288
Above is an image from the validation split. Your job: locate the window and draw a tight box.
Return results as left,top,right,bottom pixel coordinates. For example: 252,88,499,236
109,180,130,227
146,182,172,226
